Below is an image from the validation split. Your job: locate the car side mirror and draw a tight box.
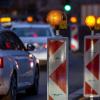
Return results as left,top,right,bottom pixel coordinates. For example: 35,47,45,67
27,43,35,51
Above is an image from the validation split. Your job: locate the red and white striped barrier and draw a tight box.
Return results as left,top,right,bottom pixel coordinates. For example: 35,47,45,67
47,38,68,100
84,36,100,97
70,24,79,51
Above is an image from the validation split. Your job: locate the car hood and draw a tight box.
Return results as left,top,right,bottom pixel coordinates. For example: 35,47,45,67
20,37,48,43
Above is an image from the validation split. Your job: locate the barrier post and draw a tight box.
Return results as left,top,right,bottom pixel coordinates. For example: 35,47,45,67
70,24,79,51
84,35,100,100
47,37,68,100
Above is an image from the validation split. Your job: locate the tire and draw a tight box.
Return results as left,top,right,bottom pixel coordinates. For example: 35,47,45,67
3,74,17,100
33,65,39,95
26,65,39,95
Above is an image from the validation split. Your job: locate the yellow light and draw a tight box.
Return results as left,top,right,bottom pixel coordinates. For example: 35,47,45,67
85,16,96,28
0,17,11,23
97,17,100,25
70,16,77,23
27,16,33,23
95,17,100,30
47,10,62,26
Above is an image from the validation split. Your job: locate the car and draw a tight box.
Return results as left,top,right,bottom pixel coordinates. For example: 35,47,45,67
11,22,56,65
0,30,39,100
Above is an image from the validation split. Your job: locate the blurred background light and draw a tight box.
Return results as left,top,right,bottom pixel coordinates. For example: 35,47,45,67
64,4,71,12
85,15,96,28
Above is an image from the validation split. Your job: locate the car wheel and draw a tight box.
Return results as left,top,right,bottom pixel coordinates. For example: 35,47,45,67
4,74,17,100
26,65,39,95
33,65,39,94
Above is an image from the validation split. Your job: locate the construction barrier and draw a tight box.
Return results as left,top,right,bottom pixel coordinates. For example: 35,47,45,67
47,37,68,100
70,24,79,51
84,35,100,98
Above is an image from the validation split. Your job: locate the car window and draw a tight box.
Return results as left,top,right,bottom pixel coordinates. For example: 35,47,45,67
0,32,10,50
0,31,15,50
7,32,26,51
0,31,26,50
13,27,51,37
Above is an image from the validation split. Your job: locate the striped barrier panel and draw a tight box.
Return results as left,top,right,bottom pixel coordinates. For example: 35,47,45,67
84,35,100,97
70,24,79,51
47,37,68,100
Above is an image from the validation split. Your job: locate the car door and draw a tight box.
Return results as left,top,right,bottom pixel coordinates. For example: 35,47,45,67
6,32,34,87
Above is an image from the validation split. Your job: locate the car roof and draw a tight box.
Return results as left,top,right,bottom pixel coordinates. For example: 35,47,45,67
0,24,5,30
11,22,52,28
0,29,15,34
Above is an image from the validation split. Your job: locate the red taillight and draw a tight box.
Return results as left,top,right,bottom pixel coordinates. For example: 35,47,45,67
0,58,3,68
43,43,47,49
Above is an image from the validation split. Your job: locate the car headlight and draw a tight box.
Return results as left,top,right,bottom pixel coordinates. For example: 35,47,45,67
29,53,33,58
36,58,39,64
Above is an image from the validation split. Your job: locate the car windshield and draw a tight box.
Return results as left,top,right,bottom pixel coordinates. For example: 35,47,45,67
13,27,51,37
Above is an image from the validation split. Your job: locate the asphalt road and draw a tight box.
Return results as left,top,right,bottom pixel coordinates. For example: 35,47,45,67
17,70,47,100
17,51,84,100
69,52,83,94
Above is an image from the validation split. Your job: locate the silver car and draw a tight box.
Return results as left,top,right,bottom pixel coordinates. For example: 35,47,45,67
12,23,55,65
0,30,39,100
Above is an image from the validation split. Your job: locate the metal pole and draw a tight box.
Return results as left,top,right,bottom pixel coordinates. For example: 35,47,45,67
90,29,94,100
90,97,93,100
91,30,94,36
